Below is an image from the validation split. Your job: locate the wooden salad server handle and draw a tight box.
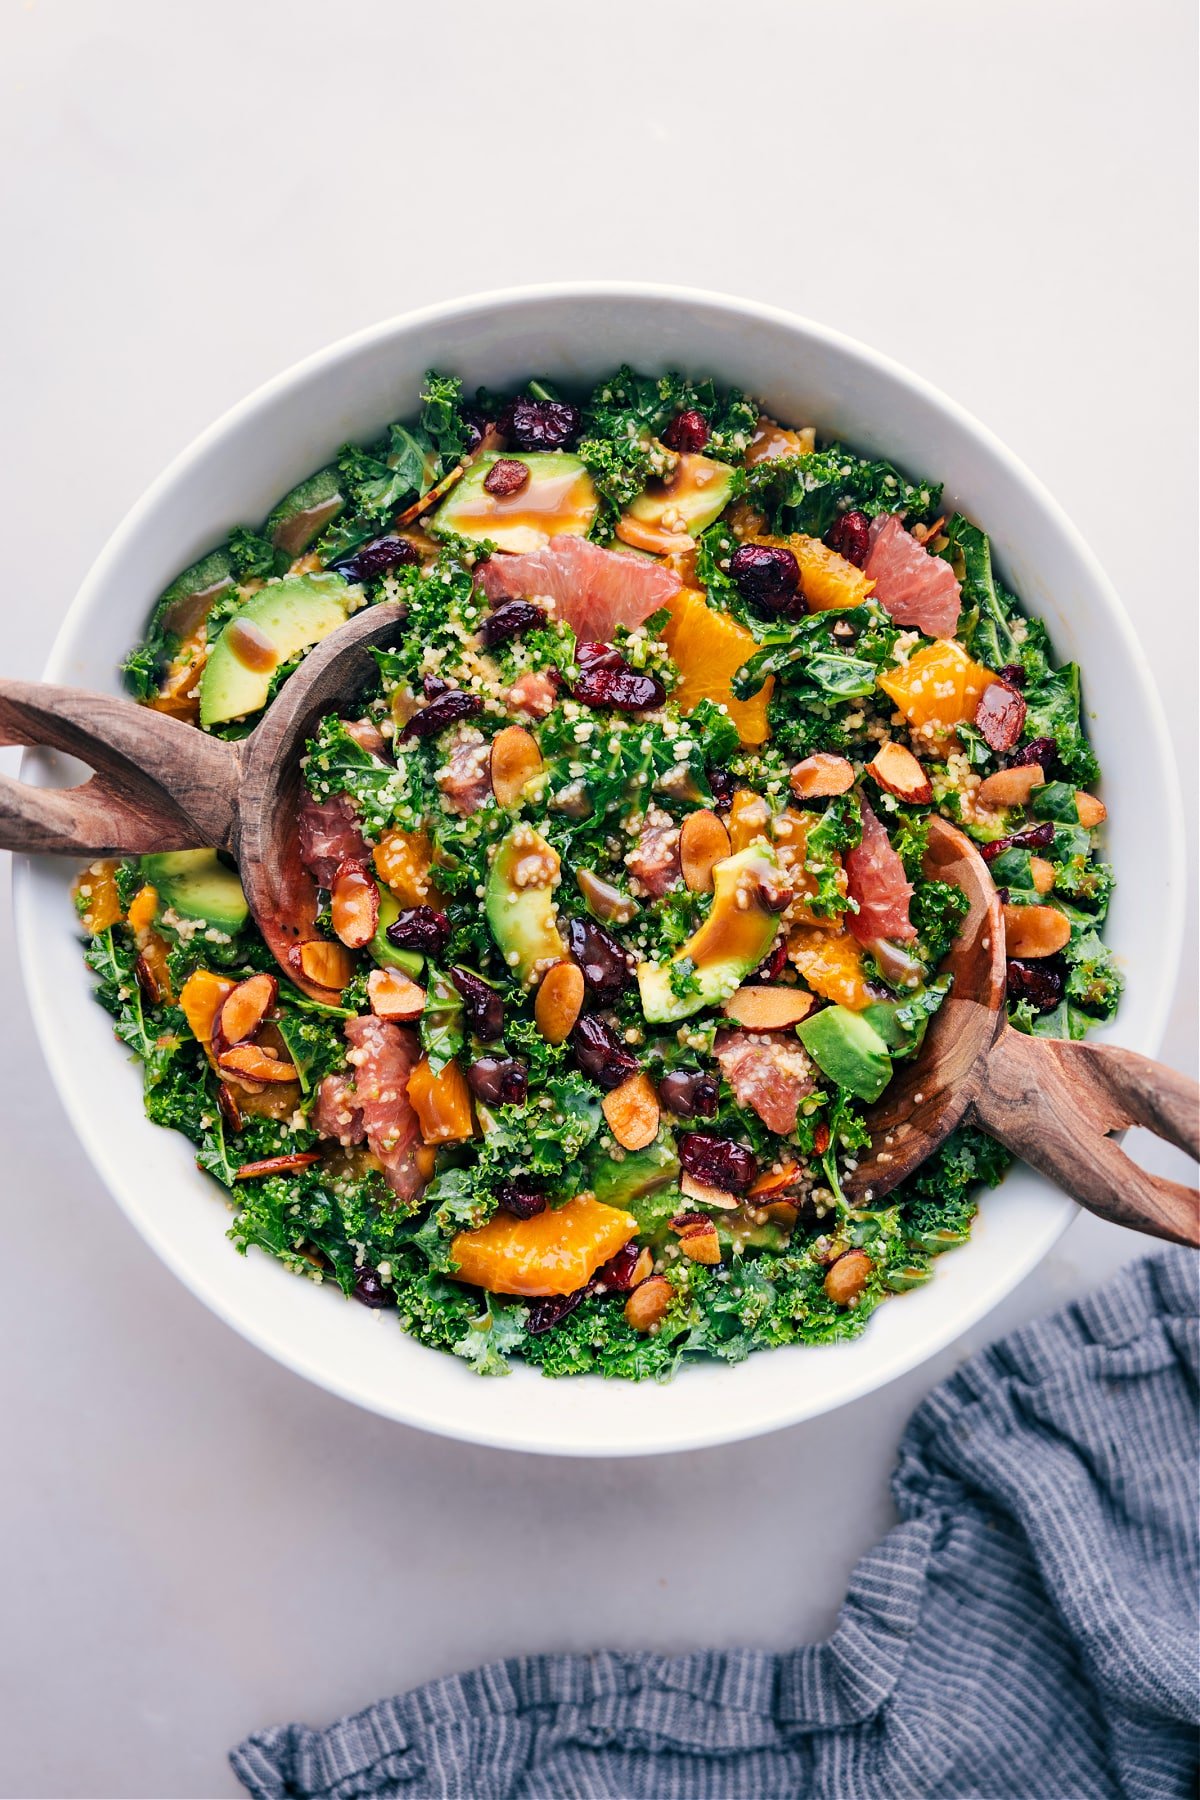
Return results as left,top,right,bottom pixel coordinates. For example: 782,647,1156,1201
844,816,1199,1248
0,602,404,996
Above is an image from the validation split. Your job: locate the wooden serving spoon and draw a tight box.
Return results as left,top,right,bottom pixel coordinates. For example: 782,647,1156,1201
843,815,1199,1247
0,602,404,1000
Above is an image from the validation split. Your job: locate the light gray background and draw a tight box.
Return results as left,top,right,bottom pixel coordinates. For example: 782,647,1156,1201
2,3,1196,1795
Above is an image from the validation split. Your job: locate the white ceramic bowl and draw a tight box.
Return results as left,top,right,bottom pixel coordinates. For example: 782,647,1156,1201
14,284,1184,1456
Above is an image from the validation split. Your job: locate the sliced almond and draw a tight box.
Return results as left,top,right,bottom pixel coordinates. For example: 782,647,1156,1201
217,1043,299,1084
368,966,427,1021
216,1083,244,1135
233,1152,322,1181
761,1200,800,1227
627,1247,654,1288
789,753,855,801
1030,856,1056,896
748,1161,802,1199
576,866,637,925
722,985,814,1029
824,1248,872,1305
1075,791,1107,828
678,1222,722,1265
1003,903,1071,958
290,940,356,992
331,859,380,950
977,763,1045,808
490,724,544,809
601,1072,660,1151
534,959,585,1044
134,951,164,1008
213,972,278,1055
679,1171,739,1211
868,741,934,805
624,1275,674,1332
680,808,732,893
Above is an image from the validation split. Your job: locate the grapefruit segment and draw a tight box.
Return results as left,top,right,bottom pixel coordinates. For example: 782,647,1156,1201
864,515,961,637
477,535,680,641
845,798,915,945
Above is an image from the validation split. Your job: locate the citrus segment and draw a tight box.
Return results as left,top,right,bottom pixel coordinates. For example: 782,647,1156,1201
451,1194,639,1297
877,639,995,739
662,587,773,746
787,926,873,1011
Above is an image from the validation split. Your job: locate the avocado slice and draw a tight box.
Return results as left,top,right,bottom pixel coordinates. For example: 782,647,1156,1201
625,453,734,540
797,1006,892,1103
265,466,346,559
485,824,566,983
369,884,424,976
637,845,784,1025
199,573,355,728
141,850,249,935
428,453,599,553
589,1137,680,1227
860,976,951,1059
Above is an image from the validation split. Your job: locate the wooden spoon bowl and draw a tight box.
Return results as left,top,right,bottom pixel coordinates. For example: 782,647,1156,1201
0,602,404,998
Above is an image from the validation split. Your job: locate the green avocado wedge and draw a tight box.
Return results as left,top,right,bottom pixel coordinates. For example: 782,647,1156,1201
199,573,356,729
141,850,249,935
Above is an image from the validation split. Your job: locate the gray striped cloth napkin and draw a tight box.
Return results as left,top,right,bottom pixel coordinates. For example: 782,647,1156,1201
231,1250,1199,1800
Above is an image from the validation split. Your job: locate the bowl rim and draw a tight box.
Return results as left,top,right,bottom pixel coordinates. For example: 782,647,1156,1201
12,282,1185,1455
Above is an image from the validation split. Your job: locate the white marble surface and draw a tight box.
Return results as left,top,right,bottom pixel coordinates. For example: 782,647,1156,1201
1,2,1195,1794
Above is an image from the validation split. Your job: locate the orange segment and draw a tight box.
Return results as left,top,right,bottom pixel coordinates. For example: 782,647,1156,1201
451,1194,638,1297
407,1056,475,1145
662,587,773,746
757,533,874,612
787,926,872,1011
773,808,847,927
728,787,772,852
126,883,159,937
878,640,996,739
73,859,124,934
179,969,236,1047
373,828,436,907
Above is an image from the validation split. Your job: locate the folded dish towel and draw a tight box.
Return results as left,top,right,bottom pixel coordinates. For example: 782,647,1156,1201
231,1251,1198,1800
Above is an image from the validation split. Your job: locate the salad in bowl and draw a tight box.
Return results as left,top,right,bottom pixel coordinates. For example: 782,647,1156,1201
75,366,1118,1380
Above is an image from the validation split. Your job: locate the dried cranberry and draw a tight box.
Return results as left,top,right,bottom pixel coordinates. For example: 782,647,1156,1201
1006,956,1065,1015
385,905,451,957
451,966,505,1039
423,673,450,698
1010,735,1059,776
661,409,710,453
729,543,802,617
400,688,483,740
460,410,487,456
999,663,1026,690
981,821,1057,863
677,1132,757,1194
657,1071,720,1118
572,643,665,712
467,1057,529,1107
571,1015,639,1091
525,1288,587,1334
483,458,531,498
353,1268,394,1309
708,765,736,811
754,937,788,982
826,510,871,568
975,680,1027,754
495,1181,545,1218
478,599,545,648
564,916,632,1005
593,1242,644,1292
333,535,418,584
498,396,581,452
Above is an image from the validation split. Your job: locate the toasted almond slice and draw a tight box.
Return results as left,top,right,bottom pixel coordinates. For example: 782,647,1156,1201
627,1247,654,1287
748,1161,802,1199
576,866,638,925
217,1043,298,1084
490,724,544,809
213,972,278,1052
1075,791,1107,828
678,1171,739,1211
789,753,855,801
868,741,934,804
134,951,164,1008
678,1222,722,1265
977,763,1045,808
534,959,585,1044
722,984,815,1029
1003,903,1071,958
761,1200,800,1227
368,966,427,1021
290,940,356,992
602,1072,660,1151
824,1248,872,1305
1030,856,1056,896
624,1274,674,1332
331,858,380,950
216,1082,244,1135
392,462,464,528
233,1152,322,1181
680,808,732,894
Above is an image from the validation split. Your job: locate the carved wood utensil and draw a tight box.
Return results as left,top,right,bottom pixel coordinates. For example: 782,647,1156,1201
0,602,404,999
843,815,1198,1247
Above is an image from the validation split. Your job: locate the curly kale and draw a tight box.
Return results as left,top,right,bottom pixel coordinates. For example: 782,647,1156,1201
582,366,758,463
910,879,971,967
746,446,942,538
